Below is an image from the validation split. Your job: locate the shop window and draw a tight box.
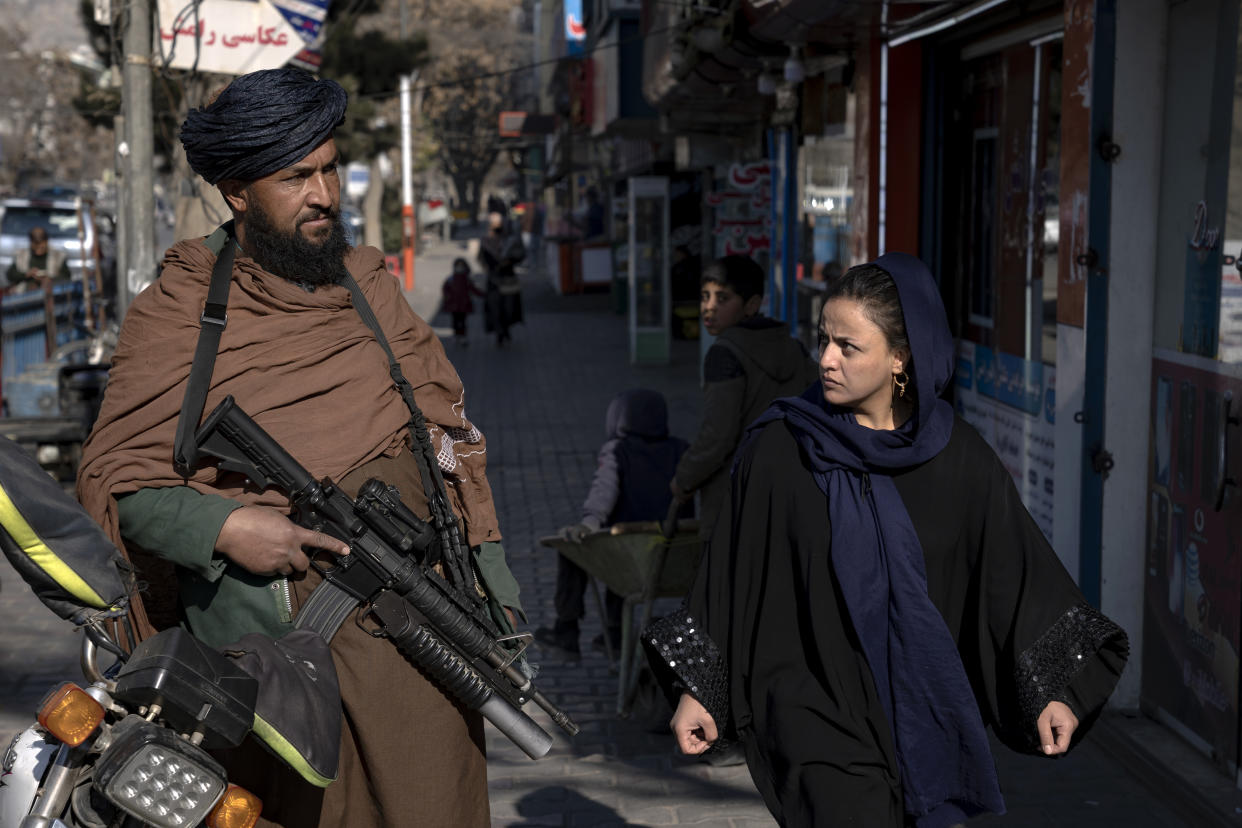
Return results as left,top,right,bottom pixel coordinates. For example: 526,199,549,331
1037,41,1062,365
968,129,998,328
944,42,1060,365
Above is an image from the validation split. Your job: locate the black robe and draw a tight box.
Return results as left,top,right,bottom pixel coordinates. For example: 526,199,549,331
645,416,1128,827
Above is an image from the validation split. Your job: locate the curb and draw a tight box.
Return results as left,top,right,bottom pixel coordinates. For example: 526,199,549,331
1093,713,1242,827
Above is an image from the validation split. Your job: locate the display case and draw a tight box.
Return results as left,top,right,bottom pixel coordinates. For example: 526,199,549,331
627,177,670,363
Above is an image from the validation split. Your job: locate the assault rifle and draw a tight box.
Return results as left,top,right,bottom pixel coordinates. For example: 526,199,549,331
193,396,578,759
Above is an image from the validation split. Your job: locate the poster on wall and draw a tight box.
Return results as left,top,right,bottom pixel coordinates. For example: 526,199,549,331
1141,350,1242,764
954,341,1055,540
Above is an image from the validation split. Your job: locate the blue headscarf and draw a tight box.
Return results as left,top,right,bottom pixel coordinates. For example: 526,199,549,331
747,252,1005,827
180,68,347,184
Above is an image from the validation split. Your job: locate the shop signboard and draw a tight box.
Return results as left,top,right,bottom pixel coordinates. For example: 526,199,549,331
954,341,1055,541
706,162,771,262
1141,350,1242,765
156,0,330,76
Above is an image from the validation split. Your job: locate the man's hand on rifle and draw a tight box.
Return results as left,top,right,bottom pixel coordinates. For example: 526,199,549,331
216,505,350,576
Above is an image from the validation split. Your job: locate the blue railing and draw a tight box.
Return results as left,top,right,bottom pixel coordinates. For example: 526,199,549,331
1,282,86,383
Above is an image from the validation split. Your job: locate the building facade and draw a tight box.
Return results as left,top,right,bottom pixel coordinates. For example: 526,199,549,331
539,0,1242,791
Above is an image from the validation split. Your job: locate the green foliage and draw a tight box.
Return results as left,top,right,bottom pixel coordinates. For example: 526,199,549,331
319,24,427,164
321,28,426,97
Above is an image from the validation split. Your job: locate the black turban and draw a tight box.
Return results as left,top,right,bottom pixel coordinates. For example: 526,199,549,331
179,68,347,185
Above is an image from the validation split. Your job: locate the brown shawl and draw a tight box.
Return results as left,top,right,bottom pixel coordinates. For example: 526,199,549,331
77,237,500,637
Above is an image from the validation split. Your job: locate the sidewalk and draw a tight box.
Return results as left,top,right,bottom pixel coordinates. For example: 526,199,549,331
409,238,1196,827
0,237,1225,826
407,240,768,826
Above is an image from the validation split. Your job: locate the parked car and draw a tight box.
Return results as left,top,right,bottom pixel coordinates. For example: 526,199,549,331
0,196,114,293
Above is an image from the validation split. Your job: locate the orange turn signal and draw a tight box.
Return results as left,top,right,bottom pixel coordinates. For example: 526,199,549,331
36,682,104,747
206,784,262,828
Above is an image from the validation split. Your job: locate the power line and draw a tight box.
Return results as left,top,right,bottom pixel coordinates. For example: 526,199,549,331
353,16,702,101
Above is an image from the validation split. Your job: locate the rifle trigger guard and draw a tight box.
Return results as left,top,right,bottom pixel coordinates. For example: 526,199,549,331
356,603,388,638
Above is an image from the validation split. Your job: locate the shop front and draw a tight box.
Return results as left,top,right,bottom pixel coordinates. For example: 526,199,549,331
1140,0,1242,777
918,4,1069,550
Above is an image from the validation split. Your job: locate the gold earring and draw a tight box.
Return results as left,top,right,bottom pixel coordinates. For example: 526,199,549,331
893,370,909,399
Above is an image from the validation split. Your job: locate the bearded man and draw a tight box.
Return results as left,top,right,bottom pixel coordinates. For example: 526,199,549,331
76,68,523,827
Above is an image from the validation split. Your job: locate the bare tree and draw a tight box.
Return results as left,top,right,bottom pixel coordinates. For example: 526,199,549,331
0,24,110,192
420,0,532,222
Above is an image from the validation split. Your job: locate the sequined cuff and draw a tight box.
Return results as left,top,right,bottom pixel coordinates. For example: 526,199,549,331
643,610,730,733
1014,603,1125,739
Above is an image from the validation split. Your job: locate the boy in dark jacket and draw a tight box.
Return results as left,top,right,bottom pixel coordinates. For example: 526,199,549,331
671,255,819,540
442,257,484,346
537,388,689,656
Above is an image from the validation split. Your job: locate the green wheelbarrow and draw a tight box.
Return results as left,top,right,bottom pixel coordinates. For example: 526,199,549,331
539,510,700,716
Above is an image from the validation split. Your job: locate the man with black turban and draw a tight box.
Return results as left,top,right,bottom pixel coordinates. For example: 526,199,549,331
78,67,523,827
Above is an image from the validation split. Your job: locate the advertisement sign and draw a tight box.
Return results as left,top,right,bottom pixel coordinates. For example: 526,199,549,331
1141,350,1242,763
707,162,771,261
954,341,1055,540
157,0,330,76
564,0,585,56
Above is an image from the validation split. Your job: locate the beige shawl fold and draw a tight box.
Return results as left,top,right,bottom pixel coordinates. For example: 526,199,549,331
77,238,500,637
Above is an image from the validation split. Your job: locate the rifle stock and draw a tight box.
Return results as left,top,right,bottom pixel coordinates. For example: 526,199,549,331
194,396,578,759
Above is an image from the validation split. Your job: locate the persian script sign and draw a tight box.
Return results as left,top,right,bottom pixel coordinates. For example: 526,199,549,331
707,162,772,258
156,0,329,76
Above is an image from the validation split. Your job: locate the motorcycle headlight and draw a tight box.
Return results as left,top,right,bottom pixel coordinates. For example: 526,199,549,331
94,718,227,828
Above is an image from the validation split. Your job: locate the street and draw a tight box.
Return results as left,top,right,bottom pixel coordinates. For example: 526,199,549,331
0,237,1205,826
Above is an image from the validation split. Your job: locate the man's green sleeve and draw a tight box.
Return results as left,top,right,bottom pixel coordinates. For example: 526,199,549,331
472,540,525,623
116,487,242,582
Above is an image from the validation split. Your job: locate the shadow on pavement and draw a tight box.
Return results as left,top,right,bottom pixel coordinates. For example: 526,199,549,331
510,785,637,827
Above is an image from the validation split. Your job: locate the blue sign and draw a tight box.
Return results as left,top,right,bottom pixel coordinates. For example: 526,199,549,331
270,0,330,44
565,0,585,55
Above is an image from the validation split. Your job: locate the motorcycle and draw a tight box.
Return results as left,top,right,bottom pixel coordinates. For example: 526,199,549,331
0,435,265,828
1,619,263,828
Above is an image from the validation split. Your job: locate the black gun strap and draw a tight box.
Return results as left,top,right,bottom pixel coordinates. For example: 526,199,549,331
173,228,237,477
339,274,459,538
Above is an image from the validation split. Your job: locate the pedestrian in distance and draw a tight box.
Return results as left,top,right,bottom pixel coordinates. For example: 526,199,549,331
670,254,819,541
536,388,690,658
478,211,526,347
442,256,484,347
645,253,1129,827
5,225,72,291
77,67,524,828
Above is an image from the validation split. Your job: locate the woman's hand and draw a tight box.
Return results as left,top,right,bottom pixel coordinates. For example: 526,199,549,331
216,506,350,576
1036,700,1078,756
670,692,718,755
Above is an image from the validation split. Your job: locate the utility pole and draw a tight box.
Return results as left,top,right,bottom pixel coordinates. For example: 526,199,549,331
118,0,155,319
399,0,416,291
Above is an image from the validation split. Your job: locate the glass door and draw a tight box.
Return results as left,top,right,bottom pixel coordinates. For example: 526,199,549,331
1142,0,1242,774
628,176,670,363
940,31,1062,542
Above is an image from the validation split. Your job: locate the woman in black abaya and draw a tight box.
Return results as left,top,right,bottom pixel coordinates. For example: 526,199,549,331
644,253,1128,828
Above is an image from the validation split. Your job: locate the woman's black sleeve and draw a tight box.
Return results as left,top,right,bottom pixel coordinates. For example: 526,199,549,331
964,438,1129,754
